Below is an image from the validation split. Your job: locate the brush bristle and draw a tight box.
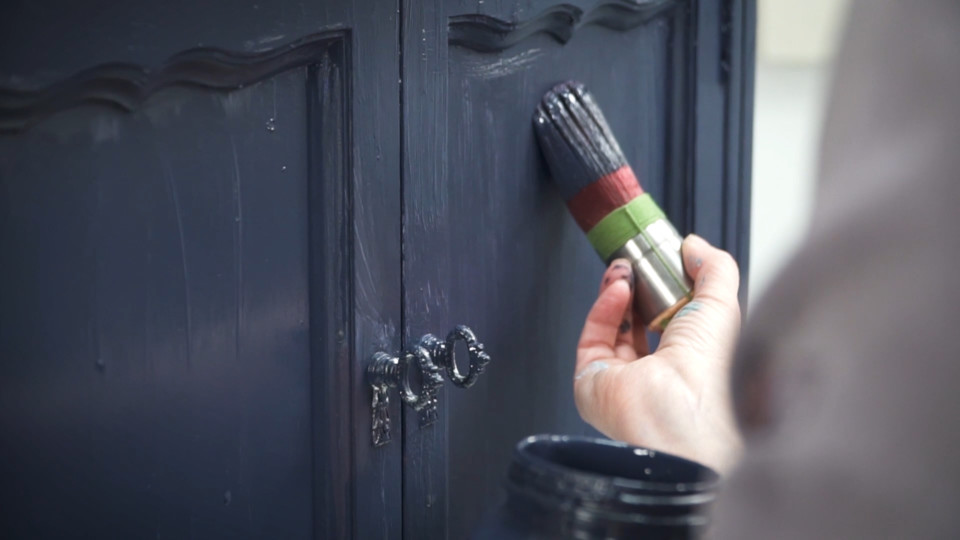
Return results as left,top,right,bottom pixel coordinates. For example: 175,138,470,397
534,81,629,200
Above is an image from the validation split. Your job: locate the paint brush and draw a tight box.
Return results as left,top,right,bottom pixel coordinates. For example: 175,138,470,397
534,81,692,331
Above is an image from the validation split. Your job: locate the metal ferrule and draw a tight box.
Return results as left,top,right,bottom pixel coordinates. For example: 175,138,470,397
607,218,693,331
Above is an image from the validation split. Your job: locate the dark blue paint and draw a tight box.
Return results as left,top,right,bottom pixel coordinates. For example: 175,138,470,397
0,1,402,538
403,1,753,538
0,0,752,538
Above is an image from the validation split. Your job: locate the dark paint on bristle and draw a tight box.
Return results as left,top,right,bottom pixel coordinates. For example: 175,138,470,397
534,81,646,233
534,80,693,331
535,81,627,199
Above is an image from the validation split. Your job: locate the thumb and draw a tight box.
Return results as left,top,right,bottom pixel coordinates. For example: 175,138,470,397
657,234,741,364
681,234,741,309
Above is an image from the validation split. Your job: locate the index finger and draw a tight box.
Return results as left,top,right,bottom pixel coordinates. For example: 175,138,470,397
577,273,632,373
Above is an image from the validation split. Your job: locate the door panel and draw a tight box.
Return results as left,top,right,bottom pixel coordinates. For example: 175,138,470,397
402,0,752,538
0,1,402,538
1,0,753,536
1,65,316,538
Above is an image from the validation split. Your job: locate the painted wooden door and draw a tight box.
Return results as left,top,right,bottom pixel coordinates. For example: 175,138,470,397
0,1,402,538
400,0,753,538
1,0,752,538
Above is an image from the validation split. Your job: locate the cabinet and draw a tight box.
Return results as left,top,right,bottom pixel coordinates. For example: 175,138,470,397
0,1,754,538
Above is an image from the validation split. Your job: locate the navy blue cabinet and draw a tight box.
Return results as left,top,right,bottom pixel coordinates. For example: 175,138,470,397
0,1,753,538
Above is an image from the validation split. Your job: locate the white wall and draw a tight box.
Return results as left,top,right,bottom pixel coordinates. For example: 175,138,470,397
748,0,850,306
757,0,850,65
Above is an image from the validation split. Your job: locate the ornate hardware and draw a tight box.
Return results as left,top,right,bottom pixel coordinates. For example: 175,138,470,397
366,325,491,446
420,325,491,389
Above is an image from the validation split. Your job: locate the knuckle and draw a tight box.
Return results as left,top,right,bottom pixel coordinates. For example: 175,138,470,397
696,289,741,318
713,250,739,275
698,252,741,302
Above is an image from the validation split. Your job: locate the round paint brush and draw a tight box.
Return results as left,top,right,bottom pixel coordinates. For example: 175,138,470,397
534,81,692,331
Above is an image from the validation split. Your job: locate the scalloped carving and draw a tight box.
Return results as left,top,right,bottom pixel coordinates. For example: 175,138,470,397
0,31,344,134
449,0,681,52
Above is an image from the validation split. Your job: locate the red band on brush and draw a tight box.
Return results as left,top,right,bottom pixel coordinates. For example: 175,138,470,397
566,166,644,232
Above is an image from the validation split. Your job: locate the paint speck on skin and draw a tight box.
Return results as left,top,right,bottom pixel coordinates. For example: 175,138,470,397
694,257,703,268
619,320,631,334
575,361,609,380
674,301,703,319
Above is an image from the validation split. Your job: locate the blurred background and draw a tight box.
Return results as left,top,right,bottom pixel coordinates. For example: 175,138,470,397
749,0,851,307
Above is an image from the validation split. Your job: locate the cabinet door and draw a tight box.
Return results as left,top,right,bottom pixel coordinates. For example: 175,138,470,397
400,0,754,538
0,1,401,538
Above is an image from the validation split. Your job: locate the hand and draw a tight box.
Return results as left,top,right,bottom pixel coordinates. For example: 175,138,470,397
573,234,743,474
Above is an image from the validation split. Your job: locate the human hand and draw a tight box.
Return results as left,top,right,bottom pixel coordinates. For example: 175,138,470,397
573,235,743,474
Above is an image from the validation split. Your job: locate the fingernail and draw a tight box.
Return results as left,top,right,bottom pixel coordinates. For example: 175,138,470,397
685,233,707,247
603,259,634,292
615,267,633,290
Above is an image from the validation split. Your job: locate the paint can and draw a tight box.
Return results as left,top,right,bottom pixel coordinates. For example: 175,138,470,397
474,435,719,539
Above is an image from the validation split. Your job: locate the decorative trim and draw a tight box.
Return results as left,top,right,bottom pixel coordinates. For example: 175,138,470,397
0,30,345,133
449,0,680,52
303,35,356,540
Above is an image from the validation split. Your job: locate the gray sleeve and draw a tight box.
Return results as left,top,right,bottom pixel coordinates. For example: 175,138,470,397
710,1,960,537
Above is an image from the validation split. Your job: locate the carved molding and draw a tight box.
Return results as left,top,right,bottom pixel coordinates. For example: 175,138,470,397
0,31,345,134
448,0,681,52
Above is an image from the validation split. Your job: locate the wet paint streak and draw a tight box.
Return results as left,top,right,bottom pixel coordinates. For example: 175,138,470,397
161,159,193,363
229,135,244,362
464,48,544,79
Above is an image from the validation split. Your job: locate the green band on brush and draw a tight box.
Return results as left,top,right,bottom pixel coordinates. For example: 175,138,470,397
586,193,666,260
